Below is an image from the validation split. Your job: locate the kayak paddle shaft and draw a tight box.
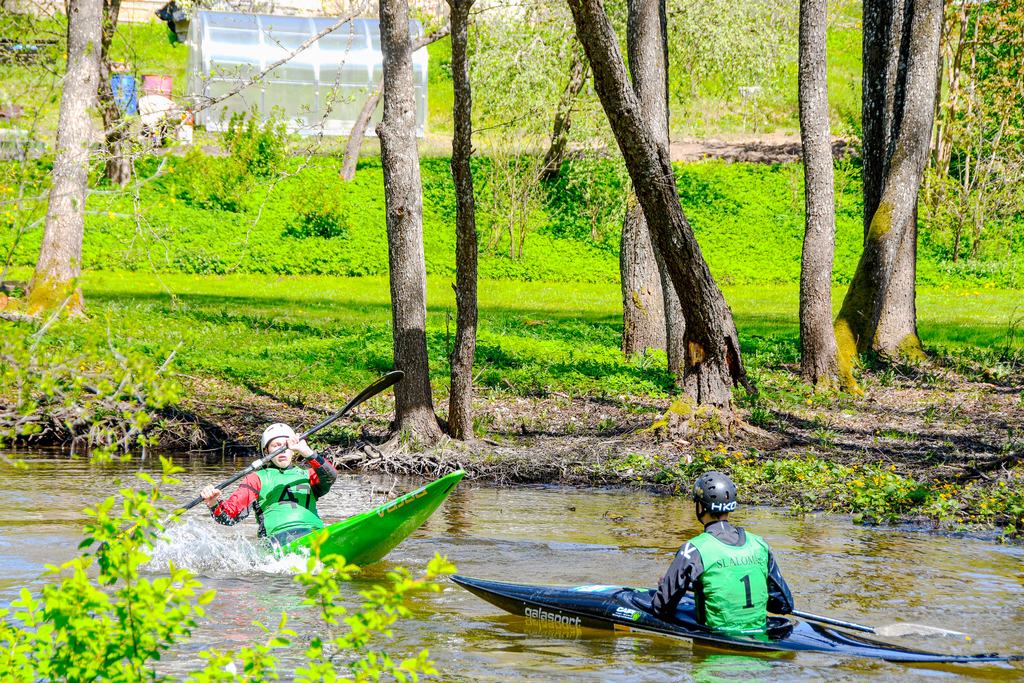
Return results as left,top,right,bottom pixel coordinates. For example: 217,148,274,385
791,609,876,634
178,370,404,513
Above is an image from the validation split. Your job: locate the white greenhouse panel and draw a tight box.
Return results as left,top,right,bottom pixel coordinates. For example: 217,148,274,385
263,82,316,128
187,11,428,137
199,81,263,130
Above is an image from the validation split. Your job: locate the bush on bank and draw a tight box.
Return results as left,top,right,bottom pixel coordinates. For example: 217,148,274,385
0,326,183,463
608,446,1024,536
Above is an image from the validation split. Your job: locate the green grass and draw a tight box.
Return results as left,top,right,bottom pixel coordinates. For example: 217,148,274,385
7,269,1019,406
6,266,1021,530
825,18,864,138
426,35,454,135
4,154,1021,288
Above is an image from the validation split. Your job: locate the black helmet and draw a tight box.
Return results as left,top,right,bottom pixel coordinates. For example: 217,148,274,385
692,471,738,513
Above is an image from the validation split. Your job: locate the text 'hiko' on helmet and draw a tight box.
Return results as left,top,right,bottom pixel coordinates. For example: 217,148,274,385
692,471,738,513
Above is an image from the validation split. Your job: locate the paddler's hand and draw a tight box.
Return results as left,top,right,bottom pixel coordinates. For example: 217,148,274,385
288,436,314,459
201,485,222,509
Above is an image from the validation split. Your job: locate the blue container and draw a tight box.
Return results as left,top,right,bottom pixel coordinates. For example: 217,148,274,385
110,74,138,115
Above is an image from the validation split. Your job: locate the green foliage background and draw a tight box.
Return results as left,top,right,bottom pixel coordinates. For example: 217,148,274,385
3,154,1021,288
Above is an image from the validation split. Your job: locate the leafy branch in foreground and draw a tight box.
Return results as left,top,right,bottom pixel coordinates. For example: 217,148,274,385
0,458,211,682
296,540,454,683
0,326,182,464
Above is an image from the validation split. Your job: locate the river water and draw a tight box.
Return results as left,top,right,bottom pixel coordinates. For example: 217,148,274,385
2,454,1022,681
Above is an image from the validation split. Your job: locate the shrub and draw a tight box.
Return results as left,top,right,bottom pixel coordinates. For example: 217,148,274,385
3,152,1021,287
285,172,351,239
168,150,249,213
223,109,288,179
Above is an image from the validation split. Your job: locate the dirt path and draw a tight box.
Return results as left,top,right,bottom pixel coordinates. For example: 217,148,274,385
669,133,851,164
408,133,849,164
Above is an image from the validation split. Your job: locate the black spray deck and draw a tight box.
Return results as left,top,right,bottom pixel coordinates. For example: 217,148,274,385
452,575,1020,664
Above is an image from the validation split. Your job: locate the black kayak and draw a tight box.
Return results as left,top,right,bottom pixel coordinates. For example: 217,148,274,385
452,575,1020,664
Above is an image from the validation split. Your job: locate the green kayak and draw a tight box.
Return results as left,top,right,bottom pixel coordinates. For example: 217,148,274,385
280,469,465,566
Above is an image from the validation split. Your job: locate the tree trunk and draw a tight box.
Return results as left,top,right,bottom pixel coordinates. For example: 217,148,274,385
567,0,750,407
100,0,131,187
873,205,920,356
654,235,686,379
340,89,381,181
340,26,450,182
835,0,941,388
539,47,589,181
620,199,666,356
797,0,839,386
861,0,910,240
620,0,665,359
621,0,685,379
446,0,478,440
378,0,443,444
27,0,103,315
869,0,925,363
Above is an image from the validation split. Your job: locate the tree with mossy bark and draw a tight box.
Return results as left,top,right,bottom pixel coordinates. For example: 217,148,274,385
620,0,685,383
567,0,751,407
379,0,443,445
27,0,104,316
833,0,942,390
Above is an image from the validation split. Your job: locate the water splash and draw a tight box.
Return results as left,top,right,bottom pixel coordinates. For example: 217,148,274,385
144,519,311,577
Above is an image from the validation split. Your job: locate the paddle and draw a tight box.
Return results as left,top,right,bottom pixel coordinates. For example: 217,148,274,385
791,609,969,639
178,370,404,514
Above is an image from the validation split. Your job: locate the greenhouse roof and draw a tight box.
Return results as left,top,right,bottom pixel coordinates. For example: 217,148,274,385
186,11,428,136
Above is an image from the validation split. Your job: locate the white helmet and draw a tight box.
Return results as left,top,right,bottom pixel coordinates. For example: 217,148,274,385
261,423,296,453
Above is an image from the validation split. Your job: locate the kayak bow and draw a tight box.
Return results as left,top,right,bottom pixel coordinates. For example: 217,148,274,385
451,575,1019,664
280,470,465,566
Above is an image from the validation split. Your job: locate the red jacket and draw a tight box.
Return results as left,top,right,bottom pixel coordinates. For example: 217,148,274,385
210,454,337,537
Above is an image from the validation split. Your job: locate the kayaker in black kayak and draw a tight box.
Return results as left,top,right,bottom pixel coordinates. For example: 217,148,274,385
199,422,338,547
651,471,794,632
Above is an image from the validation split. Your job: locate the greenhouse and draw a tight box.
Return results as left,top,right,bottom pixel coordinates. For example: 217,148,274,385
186,11,428,136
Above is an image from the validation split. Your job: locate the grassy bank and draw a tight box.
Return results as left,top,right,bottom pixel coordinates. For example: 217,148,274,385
4,269,1020,404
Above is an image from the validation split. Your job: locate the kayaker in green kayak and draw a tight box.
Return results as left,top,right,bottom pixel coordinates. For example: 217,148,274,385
199,422,338,547
651,471,794,632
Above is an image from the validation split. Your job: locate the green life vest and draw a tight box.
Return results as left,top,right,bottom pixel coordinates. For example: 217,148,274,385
689,530,771,633
256,466,324,538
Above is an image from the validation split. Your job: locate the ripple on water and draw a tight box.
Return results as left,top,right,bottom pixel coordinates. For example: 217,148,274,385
145,519,311,577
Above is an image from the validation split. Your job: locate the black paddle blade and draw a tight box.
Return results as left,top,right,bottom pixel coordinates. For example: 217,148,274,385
179,371,404,514
340,369,403,414
301,370,404,438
